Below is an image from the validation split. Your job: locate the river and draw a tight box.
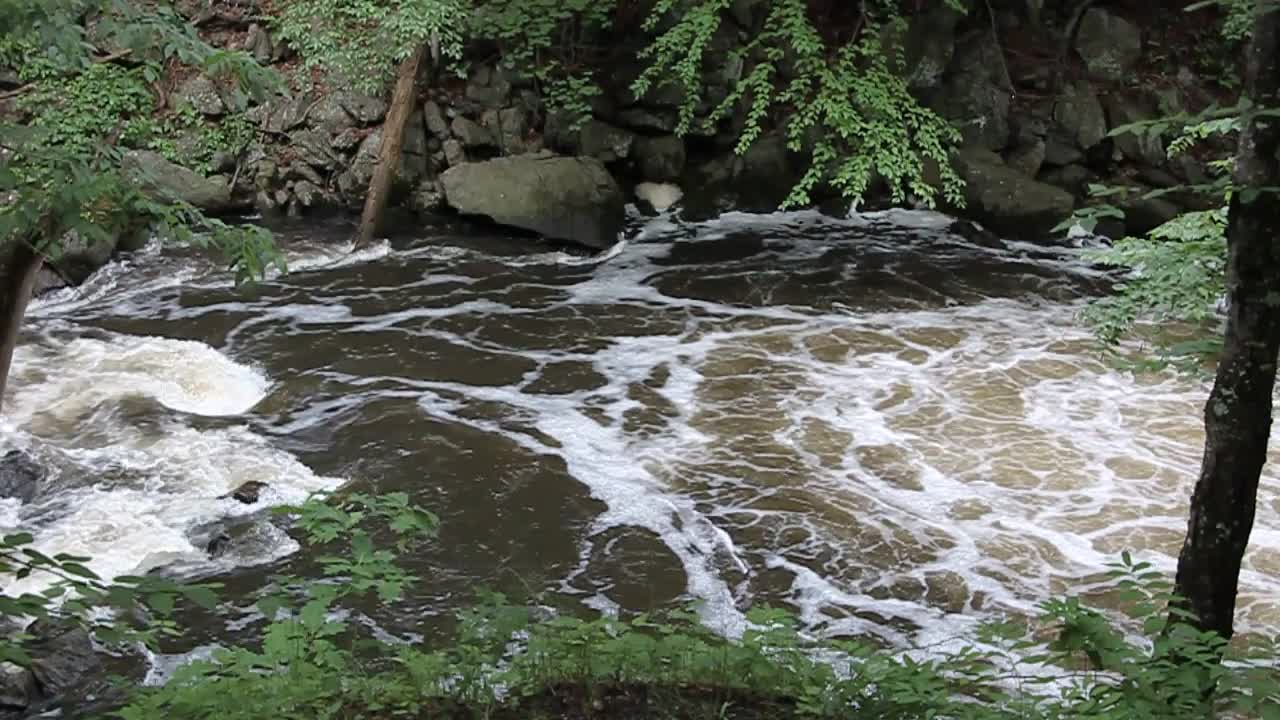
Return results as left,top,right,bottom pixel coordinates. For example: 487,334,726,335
2,208,1278,674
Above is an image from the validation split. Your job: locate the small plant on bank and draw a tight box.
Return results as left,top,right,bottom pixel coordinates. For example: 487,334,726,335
83,499,1275,720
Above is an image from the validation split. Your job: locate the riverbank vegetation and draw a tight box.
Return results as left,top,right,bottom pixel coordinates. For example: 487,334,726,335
3,493,1278,719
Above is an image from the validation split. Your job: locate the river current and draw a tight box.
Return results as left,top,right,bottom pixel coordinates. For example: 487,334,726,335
2,208,1278,662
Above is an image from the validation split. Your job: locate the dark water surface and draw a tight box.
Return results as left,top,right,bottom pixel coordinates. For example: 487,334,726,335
4,209,1278,681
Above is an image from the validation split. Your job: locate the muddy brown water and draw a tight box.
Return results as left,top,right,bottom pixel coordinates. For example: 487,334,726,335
2,208,1277,686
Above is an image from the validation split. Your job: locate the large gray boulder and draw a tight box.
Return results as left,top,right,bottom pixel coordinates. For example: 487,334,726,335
1075,8,1143,82
441,155,625,249
933,31,1012,151
123,150,233,211
634,135,686,182
1052,81,1107,152
0,450,43,504
953,148,1074,237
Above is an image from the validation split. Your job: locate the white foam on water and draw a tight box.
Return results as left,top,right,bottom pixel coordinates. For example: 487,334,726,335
2,331,342,596
6,335,270,424
272,239,393,277
398,213,1280,644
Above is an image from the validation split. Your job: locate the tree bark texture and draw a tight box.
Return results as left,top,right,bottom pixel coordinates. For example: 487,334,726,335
1173,4,1280,642
0,240,43,416
353,46,426,250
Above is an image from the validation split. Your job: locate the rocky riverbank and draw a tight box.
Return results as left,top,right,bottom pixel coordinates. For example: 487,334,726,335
0,0,1234,288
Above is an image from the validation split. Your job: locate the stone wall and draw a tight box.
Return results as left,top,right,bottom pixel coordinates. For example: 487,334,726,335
1,0,1230,266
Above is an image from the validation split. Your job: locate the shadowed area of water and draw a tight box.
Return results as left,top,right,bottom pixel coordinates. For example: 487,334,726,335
2,208,1277,665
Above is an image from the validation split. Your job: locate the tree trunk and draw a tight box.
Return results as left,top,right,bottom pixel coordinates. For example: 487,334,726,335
353,45,426,250
1172,5,1280,642
0,240,44,416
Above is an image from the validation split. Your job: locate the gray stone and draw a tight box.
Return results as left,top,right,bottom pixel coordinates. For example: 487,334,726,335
443,139,467,167
289,129,338,170
933,31,1011,151
487,106,530,153
441,155,625,249
618,107,678,133
254,189,278,213
409,179,446,212
465,64,512,107
1052,81,1107,151
309,94,356,135
23,619,99,706
209,150,236,174
123,150,233,210
634,135,687,182
1043,134,1084,166
52,230,119,284
337,91,388,125
331,128,363,150
243,23,273,64
451,116,495,149
248,93,314,133
0,450,43,504
1039,163,1092,196
579,120,637,162
401,111,429,181
423,100,450,137
903,3,965,92
349,131,382,188
1105,92,1167,168
253,158,278,190
286,162,324,188
729,0,768,28
542,110,582,154
1005,137,1046,178
952,148,1075,237
224,481,268,504
1075,8,1143,82
1121,191,1181,236
176,74,226,116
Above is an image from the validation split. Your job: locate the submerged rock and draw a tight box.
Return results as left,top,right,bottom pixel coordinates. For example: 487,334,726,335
0,450,43,504
441,155,625,249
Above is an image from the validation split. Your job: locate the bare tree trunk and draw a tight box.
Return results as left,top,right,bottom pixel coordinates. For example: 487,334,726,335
1172,5,1280,642
0,240,43,415
353,45,426,250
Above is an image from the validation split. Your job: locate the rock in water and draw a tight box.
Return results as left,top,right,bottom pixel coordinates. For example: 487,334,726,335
952,148,1074,237
441,155,625,250
224,481,268,504
0,619,100,714
0,450,44,504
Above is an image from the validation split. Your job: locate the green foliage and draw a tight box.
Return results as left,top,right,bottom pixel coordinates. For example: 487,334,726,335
0,531,221,667
143,107,258,176
273,0,469,94
0,0,281,282
1082,209,1228,364
110,545,1280,720
3,490,1274,720
633,0,965,209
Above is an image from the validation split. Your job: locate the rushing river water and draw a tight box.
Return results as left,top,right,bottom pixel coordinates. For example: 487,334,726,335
2,208,1279,668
